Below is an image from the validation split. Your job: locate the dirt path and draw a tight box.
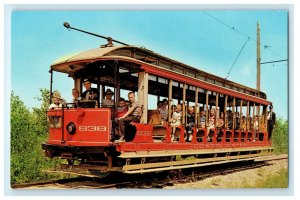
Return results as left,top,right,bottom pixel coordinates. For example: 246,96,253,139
164,157,288,189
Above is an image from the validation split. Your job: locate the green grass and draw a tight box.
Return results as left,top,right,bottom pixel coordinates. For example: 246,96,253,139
256,168,288,188
242,168,288,188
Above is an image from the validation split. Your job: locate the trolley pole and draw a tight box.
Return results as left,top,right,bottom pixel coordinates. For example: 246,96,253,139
256,22,261,91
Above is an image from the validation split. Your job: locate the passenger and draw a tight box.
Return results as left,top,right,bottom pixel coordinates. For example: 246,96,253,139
116,92,141,142
259,115,264,131
114,98,128,136
207,108,216,140
116,98,128,118
170,104,176,116
235,112,240,130
249,117,253,131
48,91,62,128
102,89,114,107
157,101,163,110
253,115,259,141
170,104,182,141
217,111,224,130
227,110,233,129
267,104,276,141
72,88,81,107
159,99,168,124
49,91,63,109
253,116,258,131
185,106,195,142
81,79,99,101
125,100,130,107
241,116,246,131
199,107,206,128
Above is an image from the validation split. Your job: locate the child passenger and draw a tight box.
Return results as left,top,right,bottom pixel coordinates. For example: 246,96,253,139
170,104,182,141
114,98,128,137
116,98,128,118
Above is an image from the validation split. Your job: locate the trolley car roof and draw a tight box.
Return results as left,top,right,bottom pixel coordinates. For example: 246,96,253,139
51,45,268,102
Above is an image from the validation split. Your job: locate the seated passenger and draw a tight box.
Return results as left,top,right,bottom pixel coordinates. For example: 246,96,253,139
125,100,130,107
170,104,176,116
114,98,128,136
235,112,240,130
217,111,224,130
49,91,63,109
185,106,195,141
240,116,246,131
249,117,253,131
253,115,259,141
259,115,265,132
102,89,114,107
170,104,182,141
116,98,128,118
159,99,168,124
48,91,62,128
207,108,216,134
253,116,259,132
72,88,81,107
157,101,163,110
199,108,206,128
81,79,99,101
116,91,141,142
227,110,233,129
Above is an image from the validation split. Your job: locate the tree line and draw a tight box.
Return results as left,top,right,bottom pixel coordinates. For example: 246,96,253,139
10,89,63,184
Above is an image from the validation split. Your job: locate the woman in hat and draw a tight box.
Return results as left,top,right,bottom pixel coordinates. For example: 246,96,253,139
102,89,114,107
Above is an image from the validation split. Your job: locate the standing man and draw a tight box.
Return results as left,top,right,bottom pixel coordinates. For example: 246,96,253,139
117,91,141,142
81,79,99,101
267,104,276,141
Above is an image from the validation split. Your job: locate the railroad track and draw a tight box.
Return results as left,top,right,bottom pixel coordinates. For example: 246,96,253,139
11,154,287,189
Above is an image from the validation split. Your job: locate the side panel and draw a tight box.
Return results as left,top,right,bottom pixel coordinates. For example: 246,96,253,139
47,108,111,146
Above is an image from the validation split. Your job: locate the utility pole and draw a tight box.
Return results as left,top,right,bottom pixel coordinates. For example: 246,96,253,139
256,22,261,91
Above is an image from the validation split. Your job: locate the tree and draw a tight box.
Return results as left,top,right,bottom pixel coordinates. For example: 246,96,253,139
10,92,35,183
31,88,50,135
272,118,288,154
10,90,62,184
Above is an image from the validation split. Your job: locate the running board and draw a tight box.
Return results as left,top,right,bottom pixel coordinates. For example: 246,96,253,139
122,153,272,174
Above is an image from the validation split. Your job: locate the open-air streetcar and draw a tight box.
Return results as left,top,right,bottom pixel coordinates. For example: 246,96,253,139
42,23,273,177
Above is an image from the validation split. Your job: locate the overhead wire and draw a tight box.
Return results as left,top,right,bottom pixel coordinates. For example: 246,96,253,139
225,37,250,80
202,11,286,61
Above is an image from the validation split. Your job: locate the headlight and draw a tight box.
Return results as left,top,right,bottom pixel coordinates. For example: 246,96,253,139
66,122,76,135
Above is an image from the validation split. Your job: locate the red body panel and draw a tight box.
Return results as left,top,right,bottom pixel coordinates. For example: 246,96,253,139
116,124,271,152
47,108,111,146
46,110,271,153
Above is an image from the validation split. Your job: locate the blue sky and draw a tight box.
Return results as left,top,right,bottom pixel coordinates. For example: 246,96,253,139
11,10,288,119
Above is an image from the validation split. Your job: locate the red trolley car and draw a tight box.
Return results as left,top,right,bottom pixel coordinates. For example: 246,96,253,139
42,23,273,176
